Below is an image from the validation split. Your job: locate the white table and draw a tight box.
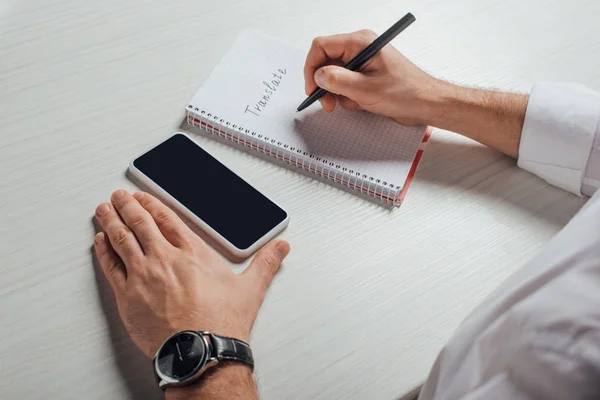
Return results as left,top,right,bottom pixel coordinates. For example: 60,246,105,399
1,0,597,399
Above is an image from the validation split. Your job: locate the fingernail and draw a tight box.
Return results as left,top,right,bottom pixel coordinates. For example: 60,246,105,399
314,69,327,88
133,192,145,200
94,232,104,244
95,203,110,217
276,241,290,260
112,190,127,201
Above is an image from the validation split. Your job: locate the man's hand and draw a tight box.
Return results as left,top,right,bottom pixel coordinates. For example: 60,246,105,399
304,29,437,125
304,30,529,158
93,189,290,359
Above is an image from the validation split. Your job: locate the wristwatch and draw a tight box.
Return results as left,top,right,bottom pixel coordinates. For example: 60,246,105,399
153,330,254,390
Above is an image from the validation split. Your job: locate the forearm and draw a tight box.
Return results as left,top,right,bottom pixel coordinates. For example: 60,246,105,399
166,365,258,400
420,79,529,158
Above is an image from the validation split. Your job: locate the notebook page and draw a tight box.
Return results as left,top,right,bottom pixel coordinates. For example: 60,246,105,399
189,30,427,189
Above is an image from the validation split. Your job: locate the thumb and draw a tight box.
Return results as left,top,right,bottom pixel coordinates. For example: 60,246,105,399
242,240,291,292
314,65,367,98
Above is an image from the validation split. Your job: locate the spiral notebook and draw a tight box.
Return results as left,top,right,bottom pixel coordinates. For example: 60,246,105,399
187,30,430,205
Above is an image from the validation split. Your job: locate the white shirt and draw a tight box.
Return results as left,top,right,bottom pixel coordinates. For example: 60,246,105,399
419,83,600,400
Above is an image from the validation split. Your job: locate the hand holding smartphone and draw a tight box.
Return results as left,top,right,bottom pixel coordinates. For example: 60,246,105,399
129,133,289,258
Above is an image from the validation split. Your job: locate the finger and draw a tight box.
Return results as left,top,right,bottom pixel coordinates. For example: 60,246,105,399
133,192,197,248
314,65,369,99
319,93,337,113
95,201,143,264
111,190,168,252
242,240,290,294
337,96,361,111
94,232,126,294
303,30,377,95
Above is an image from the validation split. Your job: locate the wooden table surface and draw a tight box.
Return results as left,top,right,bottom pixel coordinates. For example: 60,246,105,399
1,0,598,399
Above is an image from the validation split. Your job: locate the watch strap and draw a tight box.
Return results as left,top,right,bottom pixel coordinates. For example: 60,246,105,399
153,331,254,390
210,334,254,370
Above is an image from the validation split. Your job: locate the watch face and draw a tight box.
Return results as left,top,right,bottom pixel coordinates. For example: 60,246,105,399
157,332,207,380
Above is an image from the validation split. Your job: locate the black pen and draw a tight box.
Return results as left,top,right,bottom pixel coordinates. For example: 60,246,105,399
297,12,416,112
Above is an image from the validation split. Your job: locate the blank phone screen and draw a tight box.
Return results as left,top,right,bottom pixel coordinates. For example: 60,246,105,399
133,134,287,250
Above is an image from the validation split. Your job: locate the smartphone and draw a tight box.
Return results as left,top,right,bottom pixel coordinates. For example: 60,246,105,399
129,133,289,258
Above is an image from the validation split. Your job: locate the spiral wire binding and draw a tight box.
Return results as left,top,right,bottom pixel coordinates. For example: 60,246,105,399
186,107,401,204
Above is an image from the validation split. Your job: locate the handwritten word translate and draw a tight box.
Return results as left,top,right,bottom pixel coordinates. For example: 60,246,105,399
244,68,287,116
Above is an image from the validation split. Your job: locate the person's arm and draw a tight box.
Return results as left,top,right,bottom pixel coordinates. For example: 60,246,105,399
166,365,258,400
425,82,600,196
420,81,528,158
303,29,528,159
304,30,600,196
92,190,291,399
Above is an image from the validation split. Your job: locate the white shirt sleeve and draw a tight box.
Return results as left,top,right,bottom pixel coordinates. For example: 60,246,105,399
416,83,600,400
418,185,600,400
518,82,600,196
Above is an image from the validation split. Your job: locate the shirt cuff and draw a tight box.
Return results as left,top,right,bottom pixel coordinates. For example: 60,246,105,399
518,82,600,196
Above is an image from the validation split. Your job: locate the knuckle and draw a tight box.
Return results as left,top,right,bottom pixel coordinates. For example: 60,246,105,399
129,213,148,228
358,29,377,40
106,259,121,276
261,251,280,274
137,193,152,207
112,192,129,208
127,279,145,296
113,228,130,246
155,209,173,224
311,36,324,48
129,263,146,279
189,238,208,254
151,248,172,267
326,68,338,84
